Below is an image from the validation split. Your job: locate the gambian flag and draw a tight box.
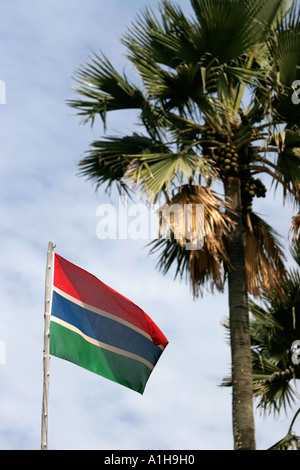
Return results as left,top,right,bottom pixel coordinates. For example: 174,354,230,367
50,253,168,394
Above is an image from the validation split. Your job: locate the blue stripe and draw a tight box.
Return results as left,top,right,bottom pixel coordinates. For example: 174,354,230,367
51,291,162,366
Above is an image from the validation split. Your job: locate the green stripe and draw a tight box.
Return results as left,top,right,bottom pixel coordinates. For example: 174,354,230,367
50,322,152,394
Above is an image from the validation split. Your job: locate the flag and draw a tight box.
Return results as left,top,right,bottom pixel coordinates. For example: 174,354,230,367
50,253,168,394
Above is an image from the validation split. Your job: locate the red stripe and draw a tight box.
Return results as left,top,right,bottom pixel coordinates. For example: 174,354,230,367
53,254,168,348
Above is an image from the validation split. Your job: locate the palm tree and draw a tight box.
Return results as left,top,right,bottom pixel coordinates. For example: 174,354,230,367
222,244,300,449
250,250,300,418
68,0,300,449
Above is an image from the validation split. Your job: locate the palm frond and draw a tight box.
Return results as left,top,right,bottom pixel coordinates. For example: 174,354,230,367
148,185,233,297
270,3,300,87
127,152,215,201
78,133,164,195
268,407,300,450
252,363,297,414
290,215,300,243
243,212,287,297
121,0,277,124
223,282,300,416
246,245,300,415
78,133,216,200
122,2,201,68
190,0,289,62
268,4,300,127
68,53,145,127
268,431,300,450
268,130,300,202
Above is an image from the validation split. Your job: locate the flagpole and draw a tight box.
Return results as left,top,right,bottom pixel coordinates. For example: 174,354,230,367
41,241,54,450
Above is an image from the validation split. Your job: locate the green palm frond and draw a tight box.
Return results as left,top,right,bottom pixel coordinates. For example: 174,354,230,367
270,4,300,87
122,2,200,68
223,299,300,415
251,337,297,415
222,240,300,414
78,133,215,199
190,0,259,60
122,3,212,104
148,234,190,283
190,0,289,61
126,150,214,200
268,130,300,202
253,366,297,414
122,0,280,122
68,53,145,127
268,5,300,127
78,133,162,194
247,245,300,414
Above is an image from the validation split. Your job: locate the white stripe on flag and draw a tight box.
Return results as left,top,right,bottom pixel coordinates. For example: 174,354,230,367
52,285,153,341
50,316,154,370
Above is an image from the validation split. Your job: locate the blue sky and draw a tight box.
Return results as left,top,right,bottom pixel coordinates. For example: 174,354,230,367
1,0,299,450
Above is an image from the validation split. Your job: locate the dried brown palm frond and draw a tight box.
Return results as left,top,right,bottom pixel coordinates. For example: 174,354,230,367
152,186,286,297
155,184,234,296
290,214,300,243
243,212,286,297
188,243,225,297
159,184,233,248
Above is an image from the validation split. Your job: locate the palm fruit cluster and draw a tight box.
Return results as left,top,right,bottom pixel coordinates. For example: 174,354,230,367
201,129,239,176
241,176,267,213
201,127,218,158
218,142,239,175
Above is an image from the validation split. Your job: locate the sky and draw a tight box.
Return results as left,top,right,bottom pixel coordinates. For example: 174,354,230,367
1,0,300,451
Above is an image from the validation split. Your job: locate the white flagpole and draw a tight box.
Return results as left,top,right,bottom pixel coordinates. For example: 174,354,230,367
41,241,54,450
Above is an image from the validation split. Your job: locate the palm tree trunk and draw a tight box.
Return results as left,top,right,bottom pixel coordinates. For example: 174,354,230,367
224,176,256,450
